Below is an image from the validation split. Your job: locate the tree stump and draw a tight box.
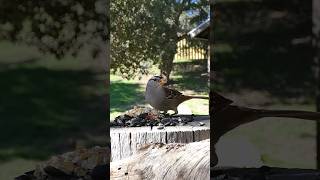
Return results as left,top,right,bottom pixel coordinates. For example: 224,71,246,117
110,139,210,180
111,123,210,161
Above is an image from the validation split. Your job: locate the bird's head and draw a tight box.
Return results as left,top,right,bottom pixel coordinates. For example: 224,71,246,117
149,74,167,86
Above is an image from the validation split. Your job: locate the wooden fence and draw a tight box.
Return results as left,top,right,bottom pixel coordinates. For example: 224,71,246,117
174,38,208,61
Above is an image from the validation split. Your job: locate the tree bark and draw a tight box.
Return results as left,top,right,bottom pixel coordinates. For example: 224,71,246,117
159,11,182,81
160,48,176,80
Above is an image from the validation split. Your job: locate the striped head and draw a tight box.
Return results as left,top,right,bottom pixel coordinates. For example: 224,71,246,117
147,75,167,86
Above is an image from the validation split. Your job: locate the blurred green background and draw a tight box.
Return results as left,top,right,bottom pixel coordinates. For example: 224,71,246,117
0,41,107,179
213,0,316,169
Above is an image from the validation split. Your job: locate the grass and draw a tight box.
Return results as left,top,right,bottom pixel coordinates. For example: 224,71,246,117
110,75,146,119
0,41,107,178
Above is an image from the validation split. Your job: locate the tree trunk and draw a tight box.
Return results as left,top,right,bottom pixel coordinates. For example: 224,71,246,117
159,13,182,81
110,139,210,180
159,29,179,81
160,49,176,81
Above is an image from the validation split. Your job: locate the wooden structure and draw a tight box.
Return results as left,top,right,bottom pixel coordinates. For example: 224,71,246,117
173,18,209,61
110,117,210,161
111,139,210,180
174,38,207,61
188,18,210,40
186,18,210,81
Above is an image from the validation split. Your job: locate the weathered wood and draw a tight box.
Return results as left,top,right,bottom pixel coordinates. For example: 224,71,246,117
111,139,210,180
110,125,210,161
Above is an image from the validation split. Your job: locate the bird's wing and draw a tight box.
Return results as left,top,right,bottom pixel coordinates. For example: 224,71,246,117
162,86,183,99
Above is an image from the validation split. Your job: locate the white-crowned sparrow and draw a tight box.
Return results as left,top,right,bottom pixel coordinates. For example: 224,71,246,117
145,75,209,114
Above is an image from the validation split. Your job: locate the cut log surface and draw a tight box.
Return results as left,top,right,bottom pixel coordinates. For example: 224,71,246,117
111,139,210,180
111,121,210,161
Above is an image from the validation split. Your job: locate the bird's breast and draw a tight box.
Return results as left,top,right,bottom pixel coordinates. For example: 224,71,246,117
145,85,166,109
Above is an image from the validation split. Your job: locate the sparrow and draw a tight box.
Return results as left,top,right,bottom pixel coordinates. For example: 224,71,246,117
145,75,209,114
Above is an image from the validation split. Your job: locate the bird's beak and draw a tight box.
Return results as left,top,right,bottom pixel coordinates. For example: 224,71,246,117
159,74,167,86
159,79,166,86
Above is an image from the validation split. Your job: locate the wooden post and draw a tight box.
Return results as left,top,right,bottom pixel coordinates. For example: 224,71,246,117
196,46,198,60
110,126,210,161
313,0,320,169
183,40,186,59
188,42,191,60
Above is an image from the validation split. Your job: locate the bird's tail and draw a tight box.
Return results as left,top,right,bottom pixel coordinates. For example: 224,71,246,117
185,95,209,100
257,109,320,121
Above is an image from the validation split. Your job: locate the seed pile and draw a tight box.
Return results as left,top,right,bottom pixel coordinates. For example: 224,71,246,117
111,106,196,128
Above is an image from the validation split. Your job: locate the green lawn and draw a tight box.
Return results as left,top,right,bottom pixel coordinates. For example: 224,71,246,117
110,74,146,119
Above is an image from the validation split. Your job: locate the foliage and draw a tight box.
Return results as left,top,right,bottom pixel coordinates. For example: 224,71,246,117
111,0,208,79
0,0,209,78
0,0,208,78
213,0,313,97
0,0,108,59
